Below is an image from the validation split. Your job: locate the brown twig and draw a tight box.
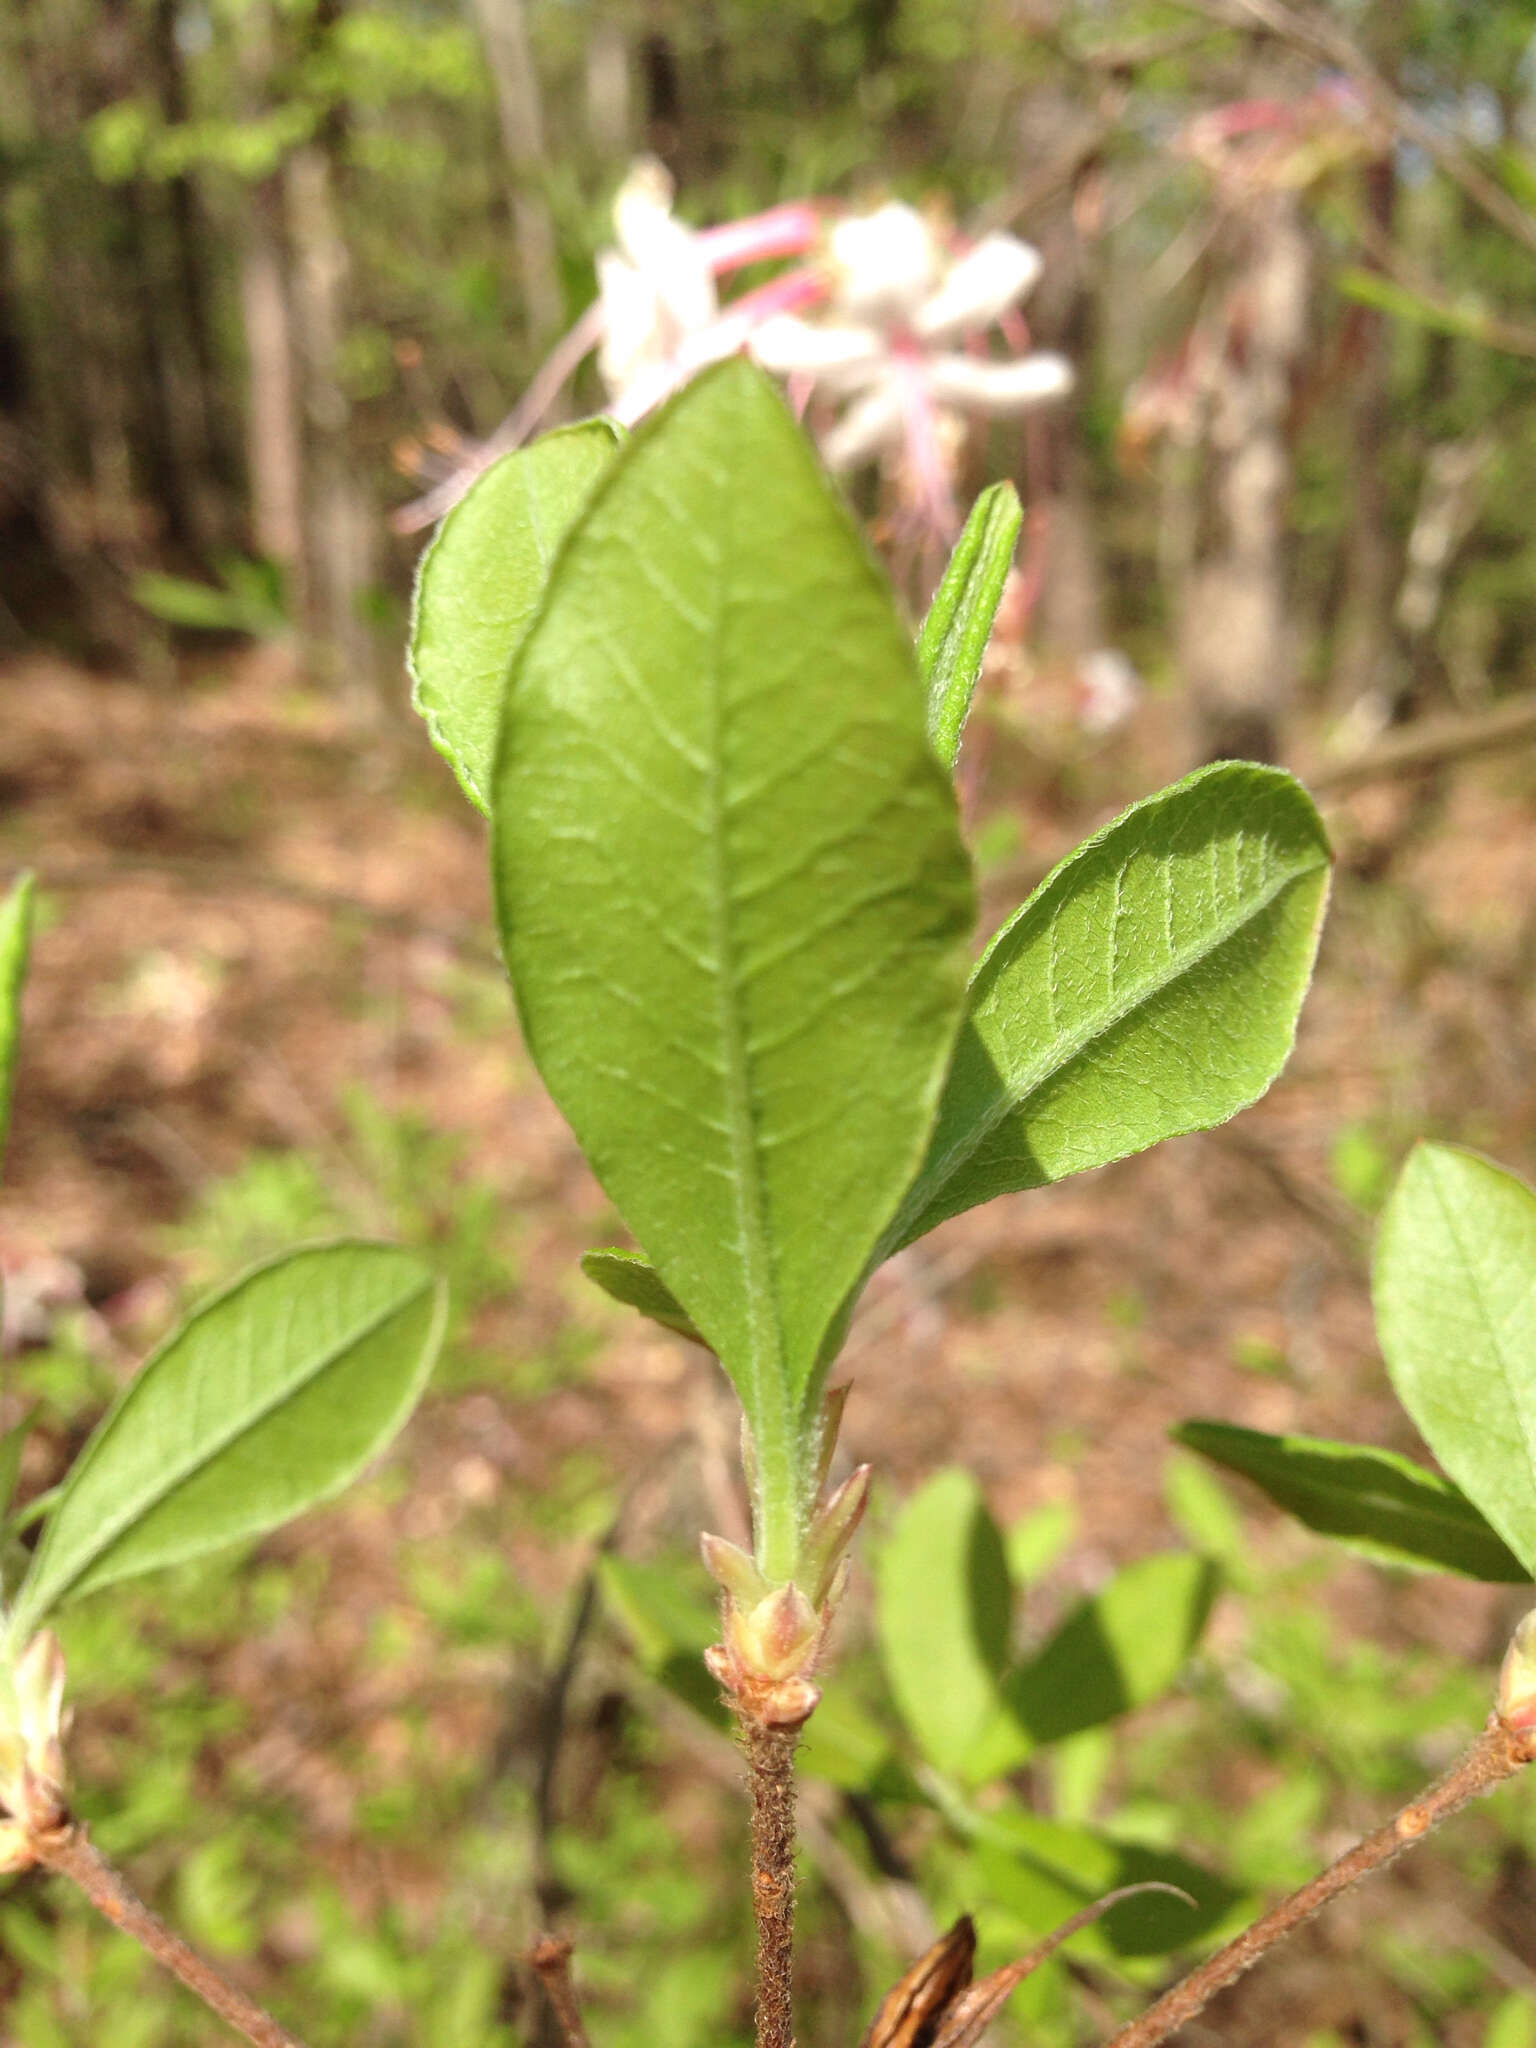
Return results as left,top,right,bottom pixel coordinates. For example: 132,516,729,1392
530,1934,592,2048
743,1718,799,2048
32,1821,307,2048
1308,690,1536,791
1098,1717,1536,2048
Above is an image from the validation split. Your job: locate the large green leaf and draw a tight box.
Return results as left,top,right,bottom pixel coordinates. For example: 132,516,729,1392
966,1552,1217,1780
1375,1144,1536,1576
492,358,974,1576
1174,1419,1528,1582
0,872,35,1172
918,482,1021,772
877,1469,1012,1772
887,762,1330,1249
13,1244,445,1632
409,419,621,814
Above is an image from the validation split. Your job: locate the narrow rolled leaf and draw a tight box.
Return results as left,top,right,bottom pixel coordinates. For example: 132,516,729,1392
0,872,35,1171
969,1552,1217,1778
877,1469,1011,1771
581,1248,704,1344
887,763,1330,1249
918,482,1022,771
409,419,621,814
493,358,973,1565
13,1244,445,1631
1375,1144,1536,1576
1174,1419,1528,1582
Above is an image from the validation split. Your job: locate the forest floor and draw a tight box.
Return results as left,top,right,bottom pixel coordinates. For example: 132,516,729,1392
4,642,1536,2046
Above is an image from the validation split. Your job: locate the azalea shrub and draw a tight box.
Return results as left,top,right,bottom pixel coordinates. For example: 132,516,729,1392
4,356,1536,2048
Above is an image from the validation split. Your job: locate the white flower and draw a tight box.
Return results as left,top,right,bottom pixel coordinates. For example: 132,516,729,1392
596,159,720,418
751,201,1070,508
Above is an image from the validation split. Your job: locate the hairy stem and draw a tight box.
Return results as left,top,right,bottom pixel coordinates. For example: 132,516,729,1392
1101,1717,1535,2048
33,1822,308,2048
744,1719,799,2048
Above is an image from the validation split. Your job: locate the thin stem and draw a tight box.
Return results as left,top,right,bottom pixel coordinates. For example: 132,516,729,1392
530,1935,591,2048
1100,1718,1535,2048
744,1718,799,2048
33,1822,308,2048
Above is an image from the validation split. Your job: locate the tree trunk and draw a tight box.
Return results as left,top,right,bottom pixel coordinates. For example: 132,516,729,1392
1180,193,1310,762
469,0,563,347
284,138,378,696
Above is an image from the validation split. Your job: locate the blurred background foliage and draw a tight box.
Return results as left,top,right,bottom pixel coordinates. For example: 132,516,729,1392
7,0,1536,2043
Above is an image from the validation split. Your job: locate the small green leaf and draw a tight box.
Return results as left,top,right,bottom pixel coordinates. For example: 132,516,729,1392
888,762,1330,1249
493,358,973,1578
0,1415,32,1529
409,419,622,814
13,1243,445,1632
0,872,36,1172
1375,1144,1536,1576
877,1469,1011,1771
1174,1420,1528,1582
581,1249,704,1345
971,1552,1217,1775
918,481,1022,771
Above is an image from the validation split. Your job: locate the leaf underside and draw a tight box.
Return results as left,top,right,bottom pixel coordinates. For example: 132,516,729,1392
1375,1143,1536,1577
15,1243,445,1630
409,419,621,814
1175,1418,1528,1581
492,359,974,1478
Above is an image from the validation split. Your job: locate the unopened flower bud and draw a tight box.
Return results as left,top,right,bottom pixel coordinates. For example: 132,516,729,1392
1500,1607,1536,1734
0,1629,69,1851
728,1582,821,1682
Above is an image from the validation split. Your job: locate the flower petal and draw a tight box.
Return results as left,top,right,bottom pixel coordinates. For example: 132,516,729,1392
829,201,941,325
925,351,1073,414
750,314,884,386
914,234,1043,340
821,376,907,469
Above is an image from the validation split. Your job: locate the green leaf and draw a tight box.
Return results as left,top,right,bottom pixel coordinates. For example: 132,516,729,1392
1173,1420,1528,1582
969,1552,1218,1778
492,358,974,1578
876,1469,1011,1772
964,1807,1240,1959
1375,1144,1536,1576
0,872,36,1172
409,419,622,814
1336,267,1507,349
917,481,1022,771
887,762,1330,1250
580,1249,704,1345
13,1243,445,1632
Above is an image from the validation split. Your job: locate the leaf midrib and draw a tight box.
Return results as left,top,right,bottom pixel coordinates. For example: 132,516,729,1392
20,1273,427,1625
896,838,1322,1237
700,435,786,1452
